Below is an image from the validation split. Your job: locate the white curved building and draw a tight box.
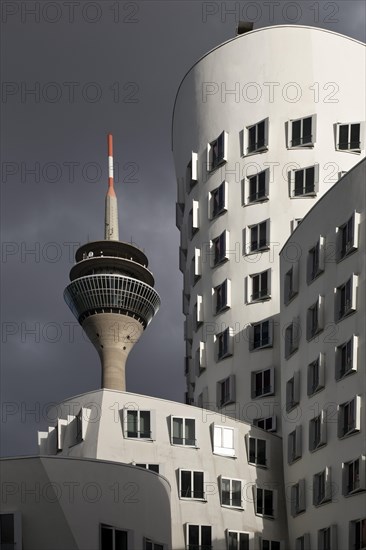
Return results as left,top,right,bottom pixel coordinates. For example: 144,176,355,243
279,158,366,550
172,25,366,433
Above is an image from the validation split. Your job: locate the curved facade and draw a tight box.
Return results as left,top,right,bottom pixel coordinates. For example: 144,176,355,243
279,159,366,549
172,25,366,432
34,388,288,549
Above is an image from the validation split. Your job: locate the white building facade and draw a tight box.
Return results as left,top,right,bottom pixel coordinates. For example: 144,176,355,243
279,159,366,550
172,25,365,433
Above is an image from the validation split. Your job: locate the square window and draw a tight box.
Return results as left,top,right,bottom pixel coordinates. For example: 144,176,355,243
337,212,360,260
336,122,363,152
216,328,233,361
246,118,269,154
290,165,319,197
307,354,325,396
250,320,273,351
209,181,227,219
217,375,235,407
125,410,152,439
208,131,228,171
101,524,128,550
180,470,205,499
247,436,268,467
336,335,358,380
227,531,250,550
251,367,274,398
256,487,275,518
248,221,269,253
214,279,230,313
289,115,316,147
212,231,228,266
171,417,196,446
349,518,366,550
186,524,212,550
261,541,281,550
247,270,270,303
338,396,361,438
313,468,332,506
244,169,269,204
288,425,302,463
135,463,160,474
336,275,357,321
309,410,327,451
221,477,244,508
213,425,235,457
254,416,277,432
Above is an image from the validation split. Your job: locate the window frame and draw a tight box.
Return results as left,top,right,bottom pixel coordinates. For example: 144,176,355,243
284,263,299,305
209,180,228,219
244,220,270,254
288,114,316,148
246,435,269,468
243,168,269,205
212,424,235,457
245,118,269,155
220,476,245,509
100,523,129,550
255,486,276,518
186,152,198,192
313,467,332,506
226,530,251,550
186,524,212,550
307,353,325,396
309,409,327,452
291,478,306,516
343,455,366,496
335,335,358,380
171,416,196,447
212,230,229,266
179,469,205,500
216,327,233,361
217,375,236,408
336,122,364,153
286,372,300,412
246,269,271,303
254,415,277,432
349,518,366,550
214,279,231,314
251,367,275,399
336,274,358,321
306,296,324,340
287,425,302,464
207,131,228,171
249,319,273,351
337,211,360,261
124,409,154,440
290,164,319,198
338,396,361,438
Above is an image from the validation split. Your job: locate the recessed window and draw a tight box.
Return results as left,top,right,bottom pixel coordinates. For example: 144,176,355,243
289,115,316,147
291,218,302,233
309,410,327,451
209,181,228,219
336,274,358,321
343,456,366,496
313,467,332,506
101,524,128,550
286,372,300,412
212,230,229,266
186,525,212,550
255,487,275,518
338,396,361,438
207,131,228,171
254,416,277,432
245,220,270,254
336,122,363,152
216,327,233,361
295,534,310,550
306,296,324,340
179,470,205,499
217,375,235,407
144,538,164,550
214,279,231,314
213,425,235,457
288,425,302,463
307,353,325,396
247,436,268,467
284,319,300,358
349,518,366,550
0,513,21,550
246,118,269,154
193,295,203,330
307,237,325,282
318,526,337,550
125,410,152,439
247,269,271,303
188,201,199,239
291,479,306,516
251,367,274,398
244,168,269,204
135,463,159,473
195,342,206,376
197,387,208,409
75,408,84,444
171,417,196,446
220,477,244,508
227,531,250,550
284,264,299,305
336,335,358,380
337,211,360,260
191,248,201,285
261,541,281,550
186,152,198,191
249,319,273,351
290,165,319,197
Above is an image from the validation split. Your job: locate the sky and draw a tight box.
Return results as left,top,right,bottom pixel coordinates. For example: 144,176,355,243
1,0,365,456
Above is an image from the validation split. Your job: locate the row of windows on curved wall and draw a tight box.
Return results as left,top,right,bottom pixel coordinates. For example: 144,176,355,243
284,210,360,307
294,519,366,550
185,118,364,191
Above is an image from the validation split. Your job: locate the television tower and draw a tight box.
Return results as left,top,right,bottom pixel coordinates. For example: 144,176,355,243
64,134,160,391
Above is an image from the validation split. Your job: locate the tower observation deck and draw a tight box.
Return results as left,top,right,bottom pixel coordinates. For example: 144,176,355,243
64,134,160,391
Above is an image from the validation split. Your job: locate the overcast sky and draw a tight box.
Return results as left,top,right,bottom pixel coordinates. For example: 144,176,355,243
1,1,365,456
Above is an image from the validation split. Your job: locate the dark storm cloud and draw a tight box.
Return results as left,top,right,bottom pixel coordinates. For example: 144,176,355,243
1,1,365,456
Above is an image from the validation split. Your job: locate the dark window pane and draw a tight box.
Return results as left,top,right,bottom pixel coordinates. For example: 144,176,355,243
149,464,159,473
350,124,360,149
292,120,301,146
302,117,312,143
188,525,199,546
181,471,192,497
257,439,266,465
115,529,128,550
294,170,304,195
101,526,113,550
201,526,212,547
339,125,349,149
193,471,204,498
257,121,265,148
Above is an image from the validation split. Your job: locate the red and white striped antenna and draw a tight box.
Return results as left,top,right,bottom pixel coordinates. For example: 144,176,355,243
105,133,119,240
